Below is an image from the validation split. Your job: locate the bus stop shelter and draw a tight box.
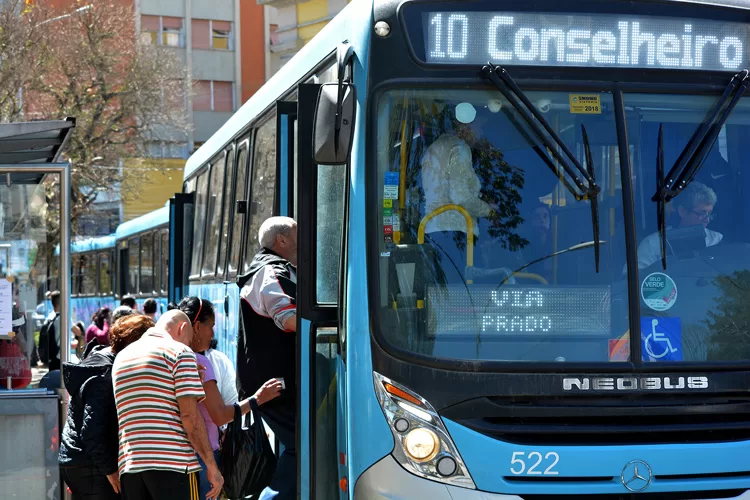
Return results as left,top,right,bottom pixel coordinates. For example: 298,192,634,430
0,118,74,500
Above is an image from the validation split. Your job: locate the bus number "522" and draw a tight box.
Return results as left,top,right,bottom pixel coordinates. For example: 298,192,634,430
509,451,560,475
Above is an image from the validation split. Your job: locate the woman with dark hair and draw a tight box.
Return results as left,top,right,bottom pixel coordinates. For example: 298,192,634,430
85,307,111,346
173,296,282,500
60,314,155,499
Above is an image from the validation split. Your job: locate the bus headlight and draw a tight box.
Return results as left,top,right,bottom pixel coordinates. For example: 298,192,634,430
403,428,439,462
373,372,476,489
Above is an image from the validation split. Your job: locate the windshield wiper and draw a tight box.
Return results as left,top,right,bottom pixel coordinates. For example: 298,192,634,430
655,70,748,205
651,69,749,269
482,63,602,271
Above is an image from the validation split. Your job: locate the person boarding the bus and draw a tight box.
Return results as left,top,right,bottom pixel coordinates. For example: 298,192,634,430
237,216,297,500
112,310,223,500
635,182,722,269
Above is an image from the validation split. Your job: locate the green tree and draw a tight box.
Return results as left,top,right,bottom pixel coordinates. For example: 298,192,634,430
705,270,750,361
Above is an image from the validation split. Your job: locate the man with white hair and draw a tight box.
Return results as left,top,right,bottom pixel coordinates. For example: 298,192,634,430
236,216,297,500
636,181,722,269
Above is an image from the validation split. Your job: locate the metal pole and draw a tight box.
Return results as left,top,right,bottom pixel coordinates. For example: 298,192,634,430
59,163,70,389
59,163,71,500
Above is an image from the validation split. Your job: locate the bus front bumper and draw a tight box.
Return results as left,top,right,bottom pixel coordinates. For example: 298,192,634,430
353,455,750,499
353,455,521,500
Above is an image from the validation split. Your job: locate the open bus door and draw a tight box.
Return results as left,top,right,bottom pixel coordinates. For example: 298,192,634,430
168,193,194,305
296,79,351,498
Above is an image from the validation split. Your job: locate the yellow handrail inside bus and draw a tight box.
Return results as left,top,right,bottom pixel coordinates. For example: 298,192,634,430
418,204,474,282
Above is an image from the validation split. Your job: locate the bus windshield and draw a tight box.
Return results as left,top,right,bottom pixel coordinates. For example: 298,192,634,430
375,87,750,364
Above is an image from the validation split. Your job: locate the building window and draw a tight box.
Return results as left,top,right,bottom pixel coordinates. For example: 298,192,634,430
192,19,210,50
193,81,212,112
190,19,232,50
162,17,183,47
193,80,234,112
140,15,184,47
211,21,231,50
141,15,159,45
213,81,233,112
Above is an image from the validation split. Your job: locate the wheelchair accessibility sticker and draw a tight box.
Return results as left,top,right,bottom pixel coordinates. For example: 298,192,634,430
641,317,682,361
641,272,678,311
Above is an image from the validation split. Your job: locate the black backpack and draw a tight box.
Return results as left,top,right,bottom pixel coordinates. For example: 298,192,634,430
38,313,59,366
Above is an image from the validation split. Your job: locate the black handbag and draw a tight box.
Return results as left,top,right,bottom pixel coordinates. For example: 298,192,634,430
220,399,277,499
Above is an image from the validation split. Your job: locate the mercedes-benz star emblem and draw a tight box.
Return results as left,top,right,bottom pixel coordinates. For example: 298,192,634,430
621,460,653,492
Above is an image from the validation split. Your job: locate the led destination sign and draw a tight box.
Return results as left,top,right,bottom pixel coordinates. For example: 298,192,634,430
425,285,610,336
424,11,750,71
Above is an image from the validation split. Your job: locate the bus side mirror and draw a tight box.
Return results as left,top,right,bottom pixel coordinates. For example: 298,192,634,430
313,82,356,165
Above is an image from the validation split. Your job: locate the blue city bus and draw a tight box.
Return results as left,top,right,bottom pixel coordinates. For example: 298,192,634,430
171,0,750,497
69,235,117,326
113,206,170,316
60,207,172,328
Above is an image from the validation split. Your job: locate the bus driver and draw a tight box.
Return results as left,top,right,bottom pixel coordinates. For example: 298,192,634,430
635,181,722,269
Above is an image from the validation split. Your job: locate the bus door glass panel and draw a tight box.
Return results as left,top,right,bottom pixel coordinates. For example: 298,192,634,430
190,172,209,278
72,254,81,296
128,237,139,295
203,157,227,277
118,246,128,297
297,83,341,499
374,89,627,363
161,231,169,294
228,140,249,276
140,233,154,294
99,251,111,296
625,93,750,363
169,193,195,303
277,102,297,217
243,118,277,273
217,148,236,278
82,253,97,296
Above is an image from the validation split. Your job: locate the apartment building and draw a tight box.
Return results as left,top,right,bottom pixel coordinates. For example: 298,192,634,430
116,0,265,221
259,0,349,78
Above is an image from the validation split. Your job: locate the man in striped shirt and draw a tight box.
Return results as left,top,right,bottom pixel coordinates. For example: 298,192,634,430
112,310,223,500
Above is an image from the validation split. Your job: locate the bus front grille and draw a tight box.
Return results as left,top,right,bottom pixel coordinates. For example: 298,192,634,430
442,395,750,445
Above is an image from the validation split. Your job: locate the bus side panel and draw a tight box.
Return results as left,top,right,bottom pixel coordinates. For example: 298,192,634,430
345,2,394,494
186,282,238,366
71,296,116,327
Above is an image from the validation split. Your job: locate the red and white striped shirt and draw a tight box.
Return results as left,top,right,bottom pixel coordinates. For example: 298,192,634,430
112,328,205,475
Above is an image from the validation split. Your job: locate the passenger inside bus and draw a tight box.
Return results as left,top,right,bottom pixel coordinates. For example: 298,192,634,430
633,182,722,270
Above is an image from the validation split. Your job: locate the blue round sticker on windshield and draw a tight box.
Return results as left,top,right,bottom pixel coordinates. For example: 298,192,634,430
641,272,678,311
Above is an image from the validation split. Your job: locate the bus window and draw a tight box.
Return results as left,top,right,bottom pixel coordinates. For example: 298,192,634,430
140,233,154,293
316,165,346,303
243,118,276,272
71,254,81,296
82,253,98,295
203,156,226,277
626,93,750,362
228,141,249,275
99,251,112,295
190,171,209,278
375,89,624,362
161,230,169,293
153,234,160,295
128,237,139,294
185,177,197,194
217,148,236,277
